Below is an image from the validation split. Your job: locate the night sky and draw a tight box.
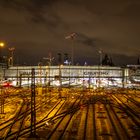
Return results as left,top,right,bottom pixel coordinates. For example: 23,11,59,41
0,0,140,66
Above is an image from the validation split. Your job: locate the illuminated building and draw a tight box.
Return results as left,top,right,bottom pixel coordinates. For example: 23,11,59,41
0,65,139,88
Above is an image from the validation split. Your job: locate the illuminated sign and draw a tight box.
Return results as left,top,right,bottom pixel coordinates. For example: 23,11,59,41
83,71,109,76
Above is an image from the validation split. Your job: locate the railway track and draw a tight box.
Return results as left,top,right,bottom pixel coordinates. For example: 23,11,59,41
3,100,30,140
0,93,60,139
104,99,132,140
0,89,140,139
3,98,67,139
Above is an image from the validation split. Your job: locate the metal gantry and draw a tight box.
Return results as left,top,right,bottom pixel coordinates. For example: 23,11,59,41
30,68,37,137
0,87,4,114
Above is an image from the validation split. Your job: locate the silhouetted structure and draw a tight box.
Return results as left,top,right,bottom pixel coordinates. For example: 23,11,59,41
0,56,8,69
57,53,62,65
102,54,114,66
64,53,69,65
137,57,140,65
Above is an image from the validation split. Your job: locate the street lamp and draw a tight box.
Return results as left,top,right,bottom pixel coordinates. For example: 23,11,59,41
0,42,5,48
0,42,5,58
0,42,5,114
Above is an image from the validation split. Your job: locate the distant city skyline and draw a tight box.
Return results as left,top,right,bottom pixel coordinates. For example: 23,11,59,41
0,0,140,66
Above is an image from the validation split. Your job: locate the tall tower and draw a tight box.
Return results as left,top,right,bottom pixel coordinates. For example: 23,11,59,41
8,47,15,66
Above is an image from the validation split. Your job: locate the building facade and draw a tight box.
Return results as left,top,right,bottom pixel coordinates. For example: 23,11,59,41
1,65,140,88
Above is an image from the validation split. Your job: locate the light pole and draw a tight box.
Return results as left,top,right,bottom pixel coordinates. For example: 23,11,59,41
98,49,103,89
65,32,77,65
38,61,42,87
0,42,5,114
98,49,103,66
0,42,5,61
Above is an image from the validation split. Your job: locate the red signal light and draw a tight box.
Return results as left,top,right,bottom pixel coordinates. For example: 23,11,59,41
3,82,12,87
